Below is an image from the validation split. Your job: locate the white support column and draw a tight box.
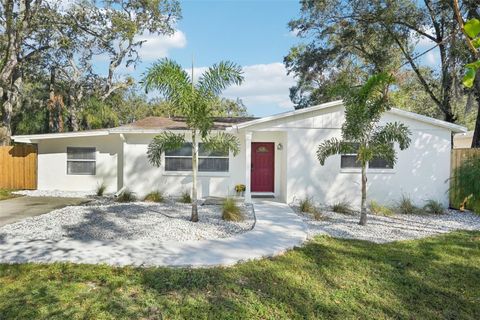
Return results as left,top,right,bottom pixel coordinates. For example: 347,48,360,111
245,131,252,203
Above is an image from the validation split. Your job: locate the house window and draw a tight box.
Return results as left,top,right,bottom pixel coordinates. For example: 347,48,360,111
340,143,361,168
67,147,96,175
340,143,394,169
369,157,393,169
198,143,229,172
164,143,229,172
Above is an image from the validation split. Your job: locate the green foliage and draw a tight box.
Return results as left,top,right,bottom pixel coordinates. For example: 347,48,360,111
144,190,164,203
451,157,480,214
96,182,107,197
147,132,186,167
0,189,17,201
180,190,191,204
423,200,446,215
369,201,394,216
202,132,240,156
116,189,136,203
462,18,480,88
299,196,315,214
395,195,419,215
222,198,244,222
331,201,353,214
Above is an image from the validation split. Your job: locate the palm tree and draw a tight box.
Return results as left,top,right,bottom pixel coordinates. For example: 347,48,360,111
142,58,244,222
316,73,411,225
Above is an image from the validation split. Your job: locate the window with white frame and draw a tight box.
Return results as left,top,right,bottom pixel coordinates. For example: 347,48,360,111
67,147,96,175
340,143,394,169
164,142,229,172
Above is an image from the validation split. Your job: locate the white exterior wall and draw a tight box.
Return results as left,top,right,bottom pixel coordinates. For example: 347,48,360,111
122,132,244,199
36,135,121,193
256,105,452,207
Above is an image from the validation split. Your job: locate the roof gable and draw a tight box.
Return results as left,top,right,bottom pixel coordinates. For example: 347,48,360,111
230,100,466,133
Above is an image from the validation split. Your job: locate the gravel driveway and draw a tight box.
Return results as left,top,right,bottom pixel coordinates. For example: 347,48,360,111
292,206,480,243
0,201,255,242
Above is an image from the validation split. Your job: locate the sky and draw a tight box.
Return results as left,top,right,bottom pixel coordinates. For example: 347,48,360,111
103,0,441,117
118,0,302,117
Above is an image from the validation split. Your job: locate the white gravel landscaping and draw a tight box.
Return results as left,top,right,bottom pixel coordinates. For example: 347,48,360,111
0,200,255,242
14,190,96,198
291,205,480,243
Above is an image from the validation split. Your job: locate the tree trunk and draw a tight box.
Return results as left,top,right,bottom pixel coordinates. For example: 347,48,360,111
1,71,22,146
359,163,368,225
191,130,199,222
471,69,480,148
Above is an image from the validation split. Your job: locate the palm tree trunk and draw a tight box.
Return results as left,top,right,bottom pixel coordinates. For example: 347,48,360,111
191,130,199,222
359,163,368,225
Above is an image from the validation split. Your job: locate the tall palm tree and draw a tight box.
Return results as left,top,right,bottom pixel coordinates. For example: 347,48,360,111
142,58,244,222
316,73,411,225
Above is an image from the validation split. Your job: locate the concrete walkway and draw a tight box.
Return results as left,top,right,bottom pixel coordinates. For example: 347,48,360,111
0,200,307,267
0,196,88,227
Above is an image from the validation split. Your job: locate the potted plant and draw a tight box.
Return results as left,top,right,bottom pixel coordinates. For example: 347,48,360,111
235,184,246,197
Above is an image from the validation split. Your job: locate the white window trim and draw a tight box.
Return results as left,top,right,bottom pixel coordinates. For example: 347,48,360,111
66,147,96,176
163,142,231,174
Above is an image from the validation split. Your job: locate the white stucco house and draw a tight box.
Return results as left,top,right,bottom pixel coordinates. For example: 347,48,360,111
12,100,466,207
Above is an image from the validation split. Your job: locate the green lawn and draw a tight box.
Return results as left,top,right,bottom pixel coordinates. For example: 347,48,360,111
0,231,479,319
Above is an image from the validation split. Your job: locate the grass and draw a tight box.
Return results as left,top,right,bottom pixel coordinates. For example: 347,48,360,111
0,231,478,319
395,194,419,214
331,200,353,214
0,189,18,201
116,189,136,202
180,190,191,204
144,190,164,203
369,200,394,216
299,196,315,213
423,199,446,215
96,182,107,196
222,198,244,221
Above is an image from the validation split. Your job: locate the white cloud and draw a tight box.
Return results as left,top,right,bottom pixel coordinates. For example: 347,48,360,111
223,63,296,113
136,30,187,61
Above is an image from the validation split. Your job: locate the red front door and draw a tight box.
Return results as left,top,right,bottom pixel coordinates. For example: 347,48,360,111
251,142,274,192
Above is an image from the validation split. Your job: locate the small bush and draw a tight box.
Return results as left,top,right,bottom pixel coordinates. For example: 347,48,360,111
311,207,326,221
423,199,445,215
144,190,164,203
395,195,419,214
369,200,394,216
117,189,136,202
222,198,244,221
96,182,107,196
331,200,353,214
181,190,191,203
299,196,315,213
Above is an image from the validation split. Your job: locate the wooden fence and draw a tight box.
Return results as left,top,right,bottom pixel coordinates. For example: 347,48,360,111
0,145,37,190
450,148,480,208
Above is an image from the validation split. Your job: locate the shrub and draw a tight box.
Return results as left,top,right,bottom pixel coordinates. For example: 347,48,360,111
299,196,315,213
331,200,353,214
222,198,244,221
369,200,394,216
311,207,326,221
181,190,192,203
423,199,445,215
395,195,419,214
451,157,480,214
117,189,136,202
144,190,164,203
96,182,107,196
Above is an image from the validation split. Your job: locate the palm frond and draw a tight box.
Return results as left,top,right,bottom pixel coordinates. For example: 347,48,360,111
372,122,412,150
317,138,356,165
370,143,396,166
202,132,240,156
141,58,192,106
147,132,186,167
197,61,244,96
